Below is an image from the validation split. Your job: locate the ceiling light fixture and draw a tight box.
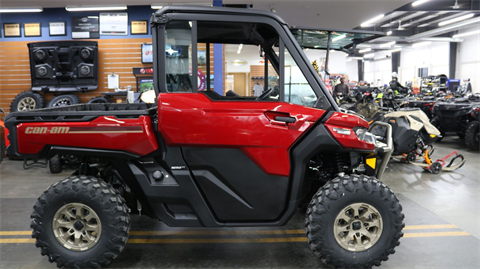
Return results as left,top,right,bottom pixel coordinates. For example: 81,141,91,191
452,0,460,9
332,34,346,42
412,41,431,47
361,14,385,27
237,44,243,54
151,4,163,9
359,48,372,53
364,53,375,58
439,13,474,26
412,0,430,7
0,7,43,12
380,41,396,48
270,8,276,13
346,58,352,62
66,5,127,11
453,29,480,38
418,23,430,27
387,31,393,35
389,48,402,53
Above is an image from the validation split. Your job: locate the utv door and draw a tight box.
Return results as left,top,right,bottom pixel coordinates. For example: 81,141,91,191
155,16,332,223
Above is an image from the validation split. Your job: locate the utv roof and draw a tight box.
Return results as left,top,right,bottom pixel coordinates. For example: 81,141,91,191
151,5,288,25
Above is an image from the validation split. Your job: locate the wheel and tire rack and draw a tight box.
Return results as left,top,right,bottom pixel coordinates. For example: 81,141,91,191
305,175,404,268
48,94,82,108
87,96,112,104
10,91,46,112
31,176,130,268
48,155,63,174
465,121,479,151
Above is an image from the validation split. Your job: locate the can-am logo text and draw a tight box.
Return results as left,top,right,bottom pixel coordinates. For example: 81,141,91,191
25,127,70,134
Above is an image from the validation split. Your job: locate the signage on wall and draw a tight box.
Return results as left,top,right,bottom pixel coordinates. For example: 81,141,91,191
100,13,128,36
3,23,21,37
24,22,41,37
71,16,99,39
229,59,248,66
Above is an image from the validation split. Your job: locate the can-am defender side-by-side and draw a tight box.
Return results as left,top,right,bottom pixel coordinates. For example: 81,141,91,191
6,6,404,269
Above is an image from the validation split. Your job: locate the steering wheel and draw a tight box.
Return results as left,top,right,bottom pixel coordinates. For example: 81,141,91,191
256,88,273,101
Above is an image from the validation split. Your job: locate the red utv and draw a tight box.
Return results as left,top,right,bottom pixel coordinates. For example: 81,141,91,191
5,6,404,268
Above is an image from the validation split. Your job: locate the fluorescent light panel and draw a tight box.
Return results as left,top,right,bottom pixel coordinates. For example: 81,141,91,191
364,53,375,58
387,31,392,35
453,30,480,38
439,13,474,26
359,48,372,53
412,41,431,47
66,5,127,11
380,41,396,48
412,0,430,7
0,7,43,12
361,14,384,27
151,4,163,9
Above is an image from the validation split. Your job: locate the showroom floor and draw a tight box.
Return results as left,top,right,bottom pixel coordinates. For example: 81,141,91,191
0,137,479,268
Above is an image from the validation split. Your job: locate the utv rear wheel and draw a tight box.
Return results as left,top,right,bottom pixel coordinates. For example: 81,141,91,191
48,155,63,174
465,121,479,151
31,176,130,268
305,175,404,268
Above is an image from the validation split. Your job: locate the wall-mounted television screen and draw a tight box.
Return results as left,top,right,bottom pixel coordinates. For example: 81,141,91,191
142,43,153,64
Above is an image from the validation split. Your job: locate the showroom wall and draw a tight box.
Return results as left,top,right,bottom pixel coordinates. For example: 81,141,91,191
399,42,450,85
456,25,480,93
364,50,393,86
0,6,226,115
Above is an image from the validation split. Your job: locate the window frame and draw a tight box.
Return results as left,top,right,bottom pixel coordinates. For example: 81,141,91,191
152,12,334,110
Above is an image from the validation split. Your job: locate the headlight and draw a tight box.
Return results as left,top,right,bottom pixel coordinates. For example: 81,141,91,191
355,128,367,141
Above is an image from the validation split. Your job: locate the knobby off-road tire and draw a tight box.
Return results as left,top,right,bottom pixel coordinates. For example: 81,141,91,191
31,176,130,268
305,175,404,268
465,121,479,151
10,91,46,112
48,155,63,174
48,94,82,108
87,96,112,104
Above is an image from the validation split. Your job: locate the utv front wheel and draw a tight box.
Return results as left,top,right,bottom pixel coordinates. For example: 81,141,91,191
465,121,479,151
31,176,130,268
305,175,404,268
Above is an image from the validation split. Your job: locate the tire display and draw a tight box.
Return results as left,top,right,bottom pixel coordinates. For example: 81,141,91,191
465,121,479,151
10,91,46,112
47,94,82,108
31,176,130,268
48,155,63,174
305,175,404,268
87,96,112,104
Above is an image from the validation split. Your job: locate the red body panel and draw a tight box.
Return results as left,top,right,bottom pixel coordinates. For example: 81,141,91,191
325,112,374,151
158,93,326,177
16,116,158,156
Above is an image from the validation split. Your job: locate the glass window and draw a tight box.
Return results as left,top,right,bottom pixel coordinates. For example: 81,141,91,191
165,21,193,92
284,49,318,107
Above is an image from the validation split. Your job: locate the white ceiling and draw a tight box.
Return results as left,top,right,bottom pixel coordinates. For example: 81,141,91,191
0,0,413,29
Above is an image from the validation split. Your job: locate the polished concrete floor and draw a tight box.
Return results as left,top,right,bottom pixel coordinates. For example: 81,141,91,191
0,137,479,268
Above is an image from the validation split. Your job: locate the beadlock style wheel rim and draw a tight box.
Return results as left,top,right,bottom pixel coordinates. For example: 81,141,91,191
53,98,72,107
52,203,102,251
333,203,383,252
17,97,36,111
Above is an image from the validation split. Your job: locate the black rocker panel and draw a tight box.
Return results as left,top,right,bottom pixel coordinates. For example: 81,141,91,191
182,147,289,222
